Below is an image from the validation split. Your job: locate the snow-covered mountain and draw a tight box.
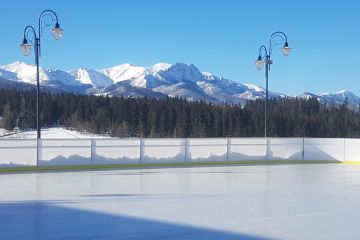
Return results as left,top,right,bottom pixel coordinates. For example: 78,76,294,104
298,90,359,110
0,61,358,109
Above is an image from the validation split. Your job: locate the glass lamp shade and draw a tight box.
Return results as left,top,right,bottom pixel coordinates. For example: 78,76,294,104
282,42,291,57
52,23,64,40
255,59,264,70
282,47,291,57
20,42,32,56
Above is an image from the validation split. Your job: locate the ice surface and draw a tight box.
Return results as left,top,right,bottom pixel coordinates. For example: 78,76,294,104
0,164,360,239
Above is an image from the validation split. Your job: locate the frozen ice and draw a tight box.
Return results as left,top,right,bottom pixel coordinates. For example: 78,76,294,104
1,164,360,239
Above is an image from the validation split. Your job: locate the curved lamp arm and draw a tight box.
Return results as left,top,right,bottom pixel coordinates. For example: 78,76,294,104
269,31,291,57
38,10,63,56
20,26,37,56
258,45,268,60
38,9,60,38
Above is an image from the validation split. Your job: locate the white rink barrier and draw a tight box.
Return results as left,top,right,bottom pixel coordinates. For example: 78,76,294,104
0,138,359,167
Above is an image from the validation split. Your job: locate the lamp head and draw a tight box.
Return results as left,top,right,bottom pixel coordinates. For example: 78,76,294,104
255,56,264,70
20,38,32,56
52,22,64,40
282,41,291,57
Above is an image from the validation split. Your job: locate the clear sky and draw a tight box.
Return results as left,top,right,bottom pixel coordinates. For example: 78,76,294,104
0,0,359,96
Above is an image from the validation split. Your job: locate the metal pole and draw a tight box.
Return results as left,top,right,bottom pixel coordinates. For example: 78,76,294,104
34,38,41,166
35,38,41,140
265,56,269,138
226,138,230,161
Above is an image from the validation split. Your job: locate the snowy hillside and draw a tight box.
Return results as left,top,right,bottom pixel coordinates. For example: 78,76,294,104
0,61,359,107
1,127,110,139
298,90,359,110
320,90,359,107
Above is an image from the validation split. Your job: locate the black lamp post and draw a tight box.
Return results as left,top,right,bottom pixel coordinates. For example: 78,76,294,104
255,31,291,138
19,10,63,140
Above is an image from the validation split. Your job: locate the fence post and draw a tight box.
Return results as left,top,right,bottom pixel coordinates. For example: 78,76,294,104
343,138,346,162
184,138,188,164
227,138,230,162
302,137,305,162
90,139,95,165
37,138,42,166
139,138,145,164
266,138,269,161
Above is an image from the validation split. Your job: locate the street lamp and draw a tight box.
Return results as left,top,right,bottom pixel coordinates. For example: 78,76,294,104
255,31,291,138
20,10,63,140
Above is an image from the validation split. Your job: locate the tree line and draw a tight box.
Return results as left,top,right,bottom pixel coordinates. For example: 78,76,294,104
0,89,359,138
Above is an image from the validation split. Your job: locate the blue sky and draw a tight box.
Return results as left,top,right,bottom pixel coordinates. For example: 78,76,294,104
0,0,359,96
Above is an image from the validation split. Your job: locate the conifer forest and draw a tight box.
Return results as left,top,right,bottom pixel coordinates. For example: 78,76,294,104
0,89,359,138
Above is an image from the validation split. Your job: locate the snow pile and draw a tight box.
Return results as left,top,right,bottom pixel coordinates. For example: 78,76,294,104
0,128,9,136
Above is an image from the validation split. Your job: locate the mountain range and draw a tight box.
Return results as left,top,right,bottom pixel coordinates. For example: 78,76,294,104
0,61,358,109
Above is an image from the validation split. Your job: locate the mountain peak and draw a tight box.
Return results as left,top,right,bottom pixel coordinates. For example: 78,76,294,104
321,90,356,97
1,61,31,70
171,63,198,71
151,63,172,72
156,63,204,83
301,92,319,97
101,63,135,71
67,68,112,87
202,72,218,81
3,60,25,66
0,61,41,84
243,84,265,93
336,90,354,95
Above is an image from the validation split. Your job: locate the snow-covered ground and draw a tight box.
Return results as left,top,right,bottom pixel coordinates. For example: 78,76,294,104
0,127,110,139
0,164,360,239
0,128,8,136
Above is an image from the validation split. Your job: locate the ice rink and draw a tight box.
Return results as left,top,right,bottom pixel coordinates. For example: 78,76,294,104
1,164,360,239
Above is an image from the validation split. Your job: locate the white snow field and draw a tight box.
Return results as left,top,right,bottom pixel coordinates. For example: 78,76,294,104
1,127,109,139
1,164,360,239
